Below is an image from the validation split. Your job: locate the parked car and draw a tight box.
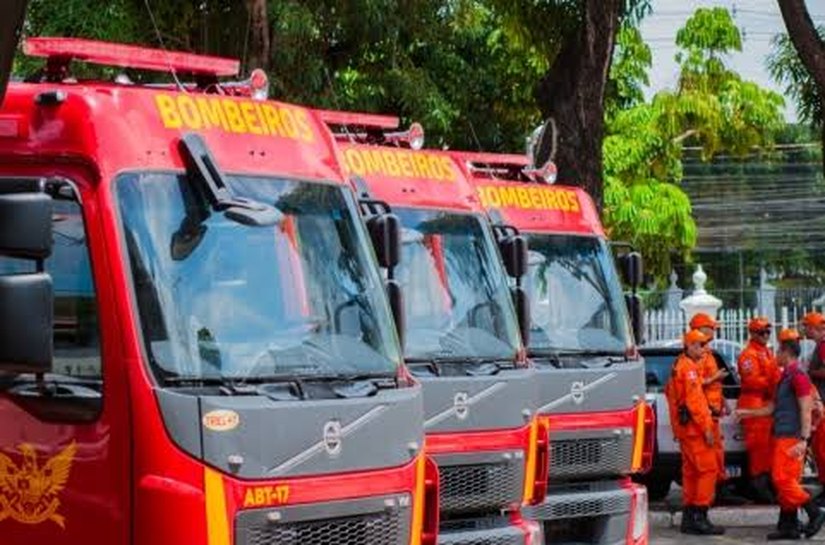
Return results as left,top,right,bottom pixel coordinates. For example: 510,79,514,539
636,341,747,501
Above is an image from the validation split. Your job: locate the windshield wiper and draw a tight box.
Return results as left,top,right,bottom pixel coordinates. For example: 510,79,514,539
529,348,626,366
405,356,515,377
161,374,305,400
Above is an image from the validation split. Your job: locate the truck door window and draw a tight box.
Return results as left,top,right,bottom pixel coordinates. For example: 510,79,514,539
0,195,103,422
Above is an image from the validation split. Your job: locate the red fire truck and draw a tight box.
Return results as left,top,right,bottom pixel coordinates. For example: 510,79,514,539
318,113,548,545
0,35,438,545
452,150,654,545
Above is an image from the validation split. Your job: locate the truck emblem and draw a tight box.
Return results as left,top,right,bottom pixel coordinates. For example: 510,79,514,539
203,409,240,432
323,420,343,457
0,442,76,528
454,392,470,420
571,381,585,405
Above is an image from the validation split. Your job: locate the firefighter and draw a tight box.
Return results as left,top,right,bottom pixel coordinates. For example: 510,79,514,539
737,316,780,503
665,329,725,535
803,312,825,504
689,312,741,504
737,329,825,540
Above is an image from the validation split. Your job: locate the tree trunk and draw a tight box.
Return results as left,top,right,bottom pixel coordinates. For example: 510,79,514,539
533,0,623,210
0,0,29,105
777,0,825,170
246,0,270,72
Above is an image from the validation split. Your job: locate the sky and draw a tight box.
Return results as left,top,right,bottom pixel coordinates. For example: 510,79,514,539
640,0,825,122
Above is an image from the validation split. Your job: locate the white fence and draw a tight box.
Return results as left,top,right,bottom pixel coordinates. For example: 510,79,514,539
644,305,814,345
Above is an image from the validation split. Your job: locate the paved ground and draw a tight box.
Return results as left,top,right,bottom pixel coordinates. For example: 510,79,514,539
651,526,825,544
649,483,825,544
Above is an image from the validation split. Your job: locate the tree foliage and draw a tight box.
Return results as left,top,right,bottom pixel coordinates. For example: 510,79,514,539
602,8,785,278
768,28,825,128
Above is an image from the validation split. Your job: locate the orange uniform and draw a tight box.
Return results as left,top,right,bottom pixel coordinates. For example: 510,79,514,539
700,349,725,482
667,353,717,507
737,340,779,477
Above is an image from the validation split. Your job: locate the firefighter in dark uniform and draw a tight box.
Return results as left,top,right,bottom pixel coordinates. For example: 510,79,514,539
738,329,825,540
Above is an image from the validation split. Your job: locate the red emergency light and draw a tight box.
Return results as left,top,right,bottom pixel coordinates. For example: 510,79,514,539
317,109,401,130
23,37,240,76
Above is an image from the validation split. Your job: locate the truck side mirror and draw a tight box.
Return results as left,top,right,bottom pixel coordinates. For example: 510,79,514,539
511,286,530,346
499,235,528,278
386,279,404,349
0,189,55,373
0,192,53,259
0,274,54,373
368,213,400,269
625,293,644,346
620,251,644,288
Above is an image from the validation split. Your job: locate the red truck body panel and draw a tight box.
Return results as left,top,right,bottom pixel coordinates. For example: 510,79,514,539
0,79,425,545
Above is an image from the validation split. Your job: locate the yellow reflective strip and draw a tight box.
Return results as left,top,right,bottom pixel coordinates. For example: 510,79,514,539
631,403,646,471
410,451,427,545
522,418,539,504
205,468,231,545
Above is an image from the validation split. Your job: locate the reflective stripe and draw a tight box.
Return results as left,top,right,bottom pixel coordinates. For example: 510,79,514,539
205,468,231,545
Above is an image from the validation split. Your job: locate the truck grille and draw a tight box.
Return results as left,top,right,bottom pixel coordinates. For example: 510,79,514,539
523,481,632,522
549,433,633,480
235,494,410,545
439,462,521,515
439,516,527,545
243,511,401,545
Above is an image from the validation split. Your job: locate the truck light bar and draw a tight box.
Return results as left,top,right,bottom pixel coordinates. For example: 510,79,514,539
317,109,400,129
457,151,557,184
318,109,425,149
23,37,240,76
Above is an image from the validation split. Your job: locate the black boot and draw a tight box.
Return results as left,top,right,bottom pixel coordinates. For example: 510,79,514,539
697,506,725,535
814,488,825,507
751,473,776,504
679,506,696,534
767,510,801,540
803,501,825,538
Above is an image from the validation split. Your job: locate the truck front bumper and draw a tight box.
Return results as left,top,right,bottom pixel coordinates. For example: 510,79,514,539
522,478,647,545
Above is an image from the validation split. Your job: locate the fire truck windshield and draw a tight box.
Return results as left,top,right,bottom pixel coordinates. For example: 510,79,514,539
116,173,401,382
525,234,632,355
396,208,520,362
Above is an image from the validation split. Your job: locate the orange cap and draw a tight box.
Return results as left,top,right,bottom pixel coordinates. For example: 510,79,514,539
689,313,719,330
747,316,772,332
778,328,801,342
684,329,710,346
802,312,825,327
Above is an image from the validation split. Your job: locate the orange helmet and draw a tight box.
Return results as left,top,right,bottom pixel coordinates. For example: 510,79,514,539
747,316,772,333
683,329,710,346
778,328,801,343
689,313,719,330
802,312,825,328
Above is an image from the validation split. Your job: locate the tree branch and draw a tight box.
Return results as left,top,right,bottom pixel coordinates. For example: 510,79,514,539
0,0,28,105
672,129,699,144
777,0,825,92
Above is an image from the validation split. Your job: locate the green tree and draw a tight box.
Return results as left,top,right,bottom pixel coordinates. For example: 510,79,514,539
775,0,825,170
602,8,785,277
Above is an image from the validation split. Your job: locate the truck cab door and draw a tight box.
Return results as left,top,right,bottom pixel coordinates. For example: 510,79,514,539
0,180,129,545
0,0,28,105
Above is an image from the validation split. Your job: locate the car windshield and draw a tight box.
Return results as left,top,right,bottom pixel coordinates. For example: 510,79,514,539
395,208,520,361
117,173,401,382
525,234,632,354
